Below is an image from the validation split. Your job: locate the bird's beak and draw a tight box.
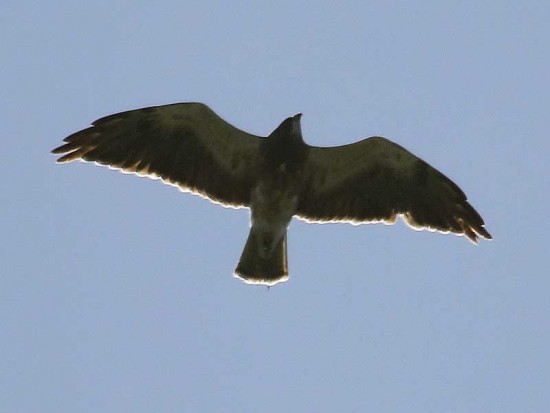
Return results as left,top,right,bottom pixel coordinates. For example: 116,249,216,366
291,113,302,135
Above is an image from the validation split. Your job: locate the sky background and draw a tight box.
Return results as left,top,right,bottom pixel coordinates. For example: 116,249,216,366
2,1,549,412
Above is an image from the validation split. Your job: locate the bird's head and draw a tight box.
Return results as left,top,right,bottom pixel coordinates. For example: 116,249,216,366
269,113,303,144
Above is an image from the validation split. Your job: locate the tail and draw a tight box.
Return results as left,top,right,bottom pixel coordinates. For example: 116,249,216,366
234,228,289,286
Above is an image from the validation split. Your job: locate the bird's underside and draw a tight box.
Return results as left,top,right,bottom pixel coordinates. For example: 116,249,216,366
52,102,492,286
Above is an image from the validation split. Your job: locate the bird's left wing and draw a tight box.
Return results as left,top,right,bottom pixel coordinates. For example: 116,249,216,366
52,102,262,208
297,137,491,243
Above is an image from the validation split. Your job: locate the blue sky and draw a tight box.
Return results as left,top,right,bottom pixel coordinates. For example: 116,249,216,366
2,1,549,412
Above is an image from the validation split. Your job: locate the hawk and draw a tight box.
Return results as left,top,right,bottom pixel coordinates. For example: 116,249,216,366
52,102,492,286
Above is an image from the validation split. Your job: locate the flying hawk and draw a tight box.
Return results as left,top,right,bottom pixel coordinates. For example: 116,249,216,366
52,102,491,286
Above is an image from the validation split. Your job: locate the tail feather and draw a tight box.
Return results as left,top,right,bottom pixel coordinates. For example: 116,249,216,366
234,229,288,286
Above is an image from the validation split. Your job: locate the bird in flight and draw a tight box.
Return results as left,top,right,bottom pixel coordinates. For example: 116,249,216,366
52,102,491,286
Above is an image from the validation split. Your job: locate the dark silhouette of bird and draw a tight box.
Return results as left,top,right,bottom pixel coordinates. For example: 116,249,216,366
52,102,491,285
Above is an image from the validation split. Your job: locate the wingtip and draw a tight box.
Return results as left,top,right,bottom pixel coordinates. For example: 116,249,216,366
51,144,72,163
51,149,81,163
464,225,492,244
479,228,492,240
51,145,65,155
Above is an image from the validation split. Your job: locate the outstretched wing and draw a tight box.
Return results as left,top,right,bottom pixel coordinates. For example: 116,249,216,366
297,137,491,243
52,102,262,208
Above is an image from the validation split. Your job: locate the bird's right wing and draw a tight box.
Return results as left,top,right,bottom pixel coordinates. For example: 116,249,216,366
297,137,491,243
52,102,263,208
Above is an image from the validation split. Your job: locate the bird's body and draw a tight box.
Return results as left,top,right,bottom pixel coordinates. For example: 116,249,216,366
52,102,491,286
236,115,303,284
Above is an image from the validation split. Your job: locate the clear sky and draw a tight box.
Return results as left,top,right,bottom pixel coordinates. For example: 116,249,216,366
2,1,549,412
